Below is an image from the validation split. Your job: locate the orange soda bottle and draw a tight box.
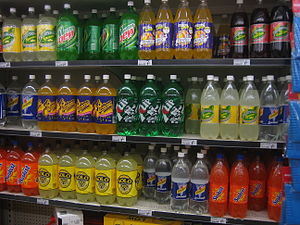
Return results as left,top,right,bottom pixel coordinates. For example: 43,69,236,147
57,75,77,132
0,145,7,191
209,153,229,217
229,154,249,218
76,75,95,133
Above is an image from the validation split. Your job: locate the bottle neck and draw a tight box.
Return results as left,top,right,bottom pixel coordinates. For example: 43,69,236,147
128,6,135,12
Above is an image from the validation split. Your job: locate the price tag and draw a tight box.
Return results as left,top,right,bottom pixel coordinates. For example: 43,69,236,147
181,139,197,146
138,209,152,217
233,59,250,66
0,62,11,68
138,60,152,66
55,61,68,67
30,131,42,137
260,142,277,149
37,198,49,205
210,217,227,224
112,136,126,142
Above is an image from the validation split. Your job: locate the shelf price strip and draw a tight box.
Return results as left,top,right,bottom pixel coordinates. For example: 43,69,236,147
30,131,42,137
181,139,197,146
210,217,227,224
260,142,277,149
138,60,152,66
233,59,250,66
112,135,127,142
36,198,49,205
0,62,11,68
55,61,68,67
138,209,152,217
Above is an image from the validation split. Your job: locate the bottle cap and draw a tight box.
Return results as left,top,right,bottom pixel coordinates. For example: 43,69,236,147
103,74,110,80
174,146,180,151
162,0,168,2
161,147,167,153
243,76,247,82
147,74,155,80
286,75,292,81
45,74,52,79
29,75,35,80
124,74,131,79
73,10,79,15
84,75,91,80
226,75,234,81
148,145,155,150
44,5,51,10
207,75,214,80
247,75,254,81
64,74,71,80
145,0,151,3
237,0,243,4
28,7,35,12
128,1,134,6
236,154,244,160
201,149,207,154
214,76,219,82
53,10,59,15
95,75,100,81
27,142,33,147
64,3,71,9
178,152,184,158
267,75,274,81
91,9,97,13
170,74,177,80
10,8,16,13
197,153,204,159
12,76,18,81
191,77,198,82
110,7,116,12
182,149,188,154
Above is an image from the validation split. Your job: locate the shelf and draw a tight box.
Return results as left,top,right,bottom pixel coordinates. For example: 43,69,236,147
0,192,278,225
0,127,285,149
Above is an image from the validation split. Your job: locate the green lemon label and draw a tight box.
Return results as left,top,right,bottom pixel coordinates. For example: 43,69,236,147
37,24,56,51
21,25,37,52
201,105,219,123
240,106,259,125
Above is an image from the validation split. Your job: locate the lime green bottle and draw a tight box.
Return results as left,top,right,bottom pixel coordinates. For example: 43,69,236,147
130,146,143,197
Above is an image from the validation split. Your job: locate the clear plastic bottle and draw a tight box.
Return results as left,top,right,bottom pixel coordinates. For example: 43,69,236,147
214,76,221,95
0,81,7,127
172,146,180,165
181,148,192,170
7,76,21,126
143,145,157,199
279,75,291,140
259,76,267,95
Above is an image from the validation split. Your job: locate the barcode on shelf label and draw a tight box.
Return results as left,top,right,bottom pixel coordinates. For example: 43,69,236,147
30,131,42,137
210,217,227,224
138,60,152,66
37,198,49,205
0,62,11,68
55,61,68,67
233,59,250,66
112,136,126,142
260,142,277,149
138,209,152,216
181,139,197,146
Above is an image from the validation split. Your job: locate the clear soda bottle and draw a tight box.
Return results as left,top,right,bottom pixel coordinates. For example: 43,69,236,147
279,75,291,140
214,76,222,96
143,145,157,199
0,81,7,127
172,146,180,165
181,148,192,170
7,75,21,126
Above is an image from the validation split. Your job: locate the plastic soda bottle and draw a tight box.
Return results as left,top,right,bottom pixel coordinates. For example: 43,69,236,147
209,153,229,217
94,75,116,134
279,75,291,140
73,10,84,59
0,80,6,127
7,75,21,126
216,14,230,58
181,148,192,170
119,1,139,60
220,75,239,140
56,75,77,132
37,74,58,131
172,146,180,165
95,150,116,204
75,149,95,202
200,75,220,139
143,145,157,199
193,0,213,59
174,0,193,59
116,152,138,206
130,146,143,196
138,74,161,136
239,75,260,141
138,0,156,59
161,75,184,137
0,145,7,191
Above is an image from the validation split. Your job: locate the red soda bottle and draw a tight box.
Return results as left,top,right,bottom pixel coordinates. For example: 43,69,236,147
229,154,249,218
209,153,229,217
0,145,7,191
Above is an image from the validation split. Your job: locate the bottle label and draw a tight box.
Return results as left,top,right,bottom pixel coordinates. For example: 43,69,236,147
0,94,7,120
162,99,184,124
156,174,171,192
7,94,20,117
21,25,37,52
20,162,38,188
260,106,279,125
229,185,248,204
171,181,188,200
217,35,230,56
58,166,75,191
174,21,193,49
57,95,76,122
77,96,94,123
0,26,3,53
85,25,101,52
143,171,156,187
210,184,227,203
21,95,38,120
281,104,289,124
6,161,21,185
190,183,208,202
116,170,137,197
0,159,6,184
2,26,21,53
102,24,119,53
270,21,290,43
231,26,248,46
186,103,200,120
75,168,94,194
57,23,77,51
240,106,259,125
94,96,115,124
139,23,155,51
220,105,238,124
119,21,138,50
268,187,283,207
38,165,58,190
155,22,173,50
250,23,269,44
201,105,219,124
136,165,143,190
37,95,57,121
193,22,213,49
249,180,265,199
37,24,56,52
95,169,116,196
139,98,161,124
116,97,138,123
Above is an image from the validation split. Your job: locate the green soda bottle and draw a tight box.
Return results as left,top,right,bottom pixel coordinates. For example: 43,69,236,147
73,10,84,59
130,145,143,197
75,148,95,202
102,7,120,60
58,145,76,199
38,146,59,199
116,152,138,206
119,1,139,59
95,150,116,204
56,4,79,60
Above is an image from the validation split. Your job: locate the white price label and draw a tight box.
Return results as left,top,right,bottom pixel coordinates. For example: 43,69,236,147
138,60,152,66
112,136,126,142
30,131,42,137
55,61,68,67
233,59,250,66
0,62,11,68
181,139,197,146
138,209,152,217
260,142,277,149
37,198,49,205
210,217,227,224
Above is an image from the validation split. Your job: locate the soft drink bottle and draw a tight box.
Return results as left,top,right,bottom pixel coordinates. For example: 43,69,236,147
76,75,95,133
21,74,40,130
239,75,260,141
249,155,266,211
143,145,157,199
116,74,139,135
0,144,6,191
229,154,249,218
279,75,291,140
200,75,220,139
172,146,180,165
0,14,3,62
37,5,57,61
209,153,229,217
216,14,230,58
0,81,7,127
119,1,139,60
250,0,270,58
138,74,161,136
161,75,184,137
3,8,21,62
138,0,156,59
214,76,221,95
57,75,77,132
73,10,84,59
130,145,143,196
7,75,21,126
259,75,279,141
220,75,239,140
181,148,192,170
174,0,193,59
94,75,116,134
259,76,267,94
116,151,138,206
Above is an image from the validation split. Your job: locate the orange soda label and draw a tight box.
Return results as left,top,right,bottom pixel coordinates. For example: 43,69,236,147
249,180,265,198
20,162,38,188
210,184,227,203
6,161,21,185
268,187,283,207
0,159,6,184
229,185,248,204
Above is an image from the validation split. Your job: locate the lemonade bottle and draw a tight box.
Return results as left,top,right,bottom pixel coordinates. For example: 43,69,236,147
76,75,95,133
95,150,116,204
174,0,193,59
57,75,77,132
193,0,213,59
130,145,143,196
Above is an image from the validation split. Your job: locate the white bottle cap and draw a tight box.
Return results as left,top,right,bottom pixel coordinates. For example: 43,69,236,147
201,149,207,154
28,7,35,12
110,7,116,12
84,75,91,80
91,9,97,13
170,74,177,80
207,75,214,81
73,10,79,15
174,146,180,151
64,75,71,80
227,75,234,81
286,75,292,81
197,153,204,159
147,74,155,80
182,149,188,154
262,76,267,82
29,75,35,80
191,77,198,82
10,8,16,13
145,0,151,4
95,75,100,81
243,76,247,82
53,10,59,14
124,74,131,79
161,147,167,153
45,74,52,79
12,76,18,80
64,3,71,9
267,75,274,81
237,0,243,4
214,76,219,82
247,75,254,81
178,152,185,158
103,74,110,80
148,145,155,150
128,1,134,6
44,5,51,10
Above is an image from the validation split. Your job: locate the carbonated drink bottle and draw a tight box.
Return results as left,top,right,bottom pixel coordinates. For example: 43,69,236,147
174,0,193,59
3,8,21,62
0,81,7,127
209,153,229,217
129,146,143,196
143,145,157,199
119,1,139,60
116,152,138,206
138,74,161,136
0,14,3,62
73,10,84,59
21,74,39,130
37,5,57,61
138,0,155,59
214,76,221,95
216,14,230,58
200,75,220,139
259,76,267,94
0,144,6,191
181,148,192,170
161,75,184,137
7,76,21,126
279,75,291,140
172,146,180,165
229,154,249,218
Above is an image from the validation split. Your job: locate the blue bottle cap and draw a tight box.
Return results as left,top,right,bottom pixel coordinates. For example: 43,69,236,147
236,154,244,160
27,142,33,147
216,153,224,159
11,140,18,146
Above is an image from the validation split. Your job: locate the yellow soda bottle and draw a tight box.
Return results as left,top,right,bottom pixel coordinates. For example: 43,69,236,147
174,0,193,59
76,75,95,133
193,0,214,59
37,74,58,131
94,75,116,134
57,75,77,132
130,146,143,197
